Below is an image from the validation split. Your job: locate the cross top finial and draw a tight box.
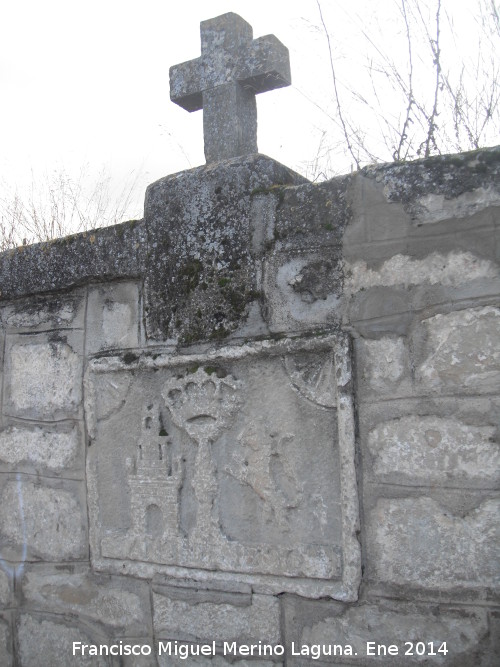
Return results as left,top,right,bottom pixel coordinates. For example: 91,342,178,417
170,13,291,163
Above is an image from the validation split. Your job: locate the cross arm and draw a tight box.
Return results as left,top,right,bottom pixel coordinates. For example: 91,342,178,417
238,35,291,95
169,57,203,112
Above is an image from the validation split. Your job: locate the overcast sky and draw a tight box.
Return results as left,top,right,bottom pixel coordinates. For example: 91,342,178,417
1,0,494,223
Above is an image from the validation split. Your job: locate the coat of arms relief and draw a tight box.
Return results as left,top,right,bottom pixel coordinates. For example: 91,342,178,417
87,336,360,599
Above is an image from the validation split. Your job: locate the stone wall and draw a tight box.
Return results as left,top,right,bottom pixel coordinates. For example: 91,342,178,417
0,147,499,665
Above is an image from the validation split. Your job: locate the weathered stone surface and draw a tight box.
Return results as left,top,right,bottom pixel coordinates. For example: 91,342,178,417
0,289,86,331
118,653,157,667
273,176,352,247
84,369,132,441
362,146,500,223
144,154,306,343
367,415,500,484
86,281,140,354
158,656,279,667
481,612,500,667
346,286,414,336
87,336,360,599
4,333,83,419
0,220,145,302
368,497,500,588
413,187,500,224
0,615,13,667
345,251,498,292
170,13,290,163
284,596,489,665
262,176,351,332
344,172,410,249
0,569,12,606
416,307,500,393
356,337,409,394
263,250,342,332
0,423,82,474
0,477,87,561
153,580,280,644
20,564,151,635
17,614,109,667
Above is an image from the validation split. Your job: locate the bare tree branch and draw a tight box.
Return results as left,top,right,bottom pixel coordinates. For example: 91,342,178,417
316,0,361,169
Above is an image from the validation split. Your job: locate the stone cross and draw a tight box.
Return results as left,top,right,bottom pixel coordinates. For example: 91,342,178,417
169,13,291,163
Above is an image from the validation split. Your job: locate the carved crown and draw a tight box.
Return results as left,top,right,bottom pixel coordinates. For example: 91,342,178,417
162,367,242,442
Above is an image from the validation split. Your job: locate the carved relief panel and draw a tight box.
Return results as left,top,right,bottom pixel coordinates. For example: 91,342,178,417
86,335,360,599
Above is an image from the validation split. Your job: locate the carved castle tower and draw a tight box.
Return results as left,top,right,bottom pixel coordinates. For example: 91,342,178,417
129,404,182,539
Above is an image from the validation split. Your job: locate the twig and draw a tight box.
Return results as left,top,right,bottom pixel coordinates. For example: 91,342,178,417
316,0,361,169
422,0,442,157
395,0,415,161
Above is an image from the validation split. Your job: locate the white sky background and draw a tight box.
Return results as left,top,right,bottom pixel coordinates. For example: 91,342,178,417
1,0,497,227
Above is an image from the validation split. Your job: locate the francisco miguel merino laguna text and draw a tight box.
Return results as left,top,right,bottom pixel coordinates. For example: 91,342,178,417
73,639,449,659
73,640,358,659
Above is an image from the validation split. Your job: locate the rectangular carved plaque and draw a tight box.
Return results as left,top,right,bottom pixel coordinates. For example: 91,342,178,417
86,335,360,599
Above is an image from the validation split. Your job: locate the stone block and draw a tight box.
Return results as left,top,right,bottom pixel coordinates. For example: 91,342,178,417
411,187,500,225
272,177,352,250
153,580,280,645
16,613,109,667
481,612,500,667
0,220,146,303
355,337,410,395
113,653,157,667
143,155,306,343
20,564,152,636
263,250,342,333
283,596,490,665
0,289,86,332
362,148,500,224
86,281,140,354
0,329,4,425
368,496,500,589
117,654,157,667
0,476,87,561
416,306,500,393
347,287,413,336
0,568,13,606
0,614,13,667
351,174,411,245
367,415,500,485
158,656,279,667
4,331,83,420
87,335,360,599
0,422,83,476
345,251,497,293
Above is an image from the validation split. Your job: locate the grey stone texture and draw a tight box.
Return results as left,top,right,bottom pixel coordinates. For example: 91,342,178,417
368,496,499,589
0,220,145,302
19,564,152,636
0,28,499,663
170,13,291,163
0,613,14,667
0,422,84,476
143,154,306,342
4,331,83,421
153,579,281,645
362,146,500,223
0,569,12,607
16,613,110,667
283,596,495,666
0,475,87,562
416,306,500,393
157,657,279,667
86,281,140,354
